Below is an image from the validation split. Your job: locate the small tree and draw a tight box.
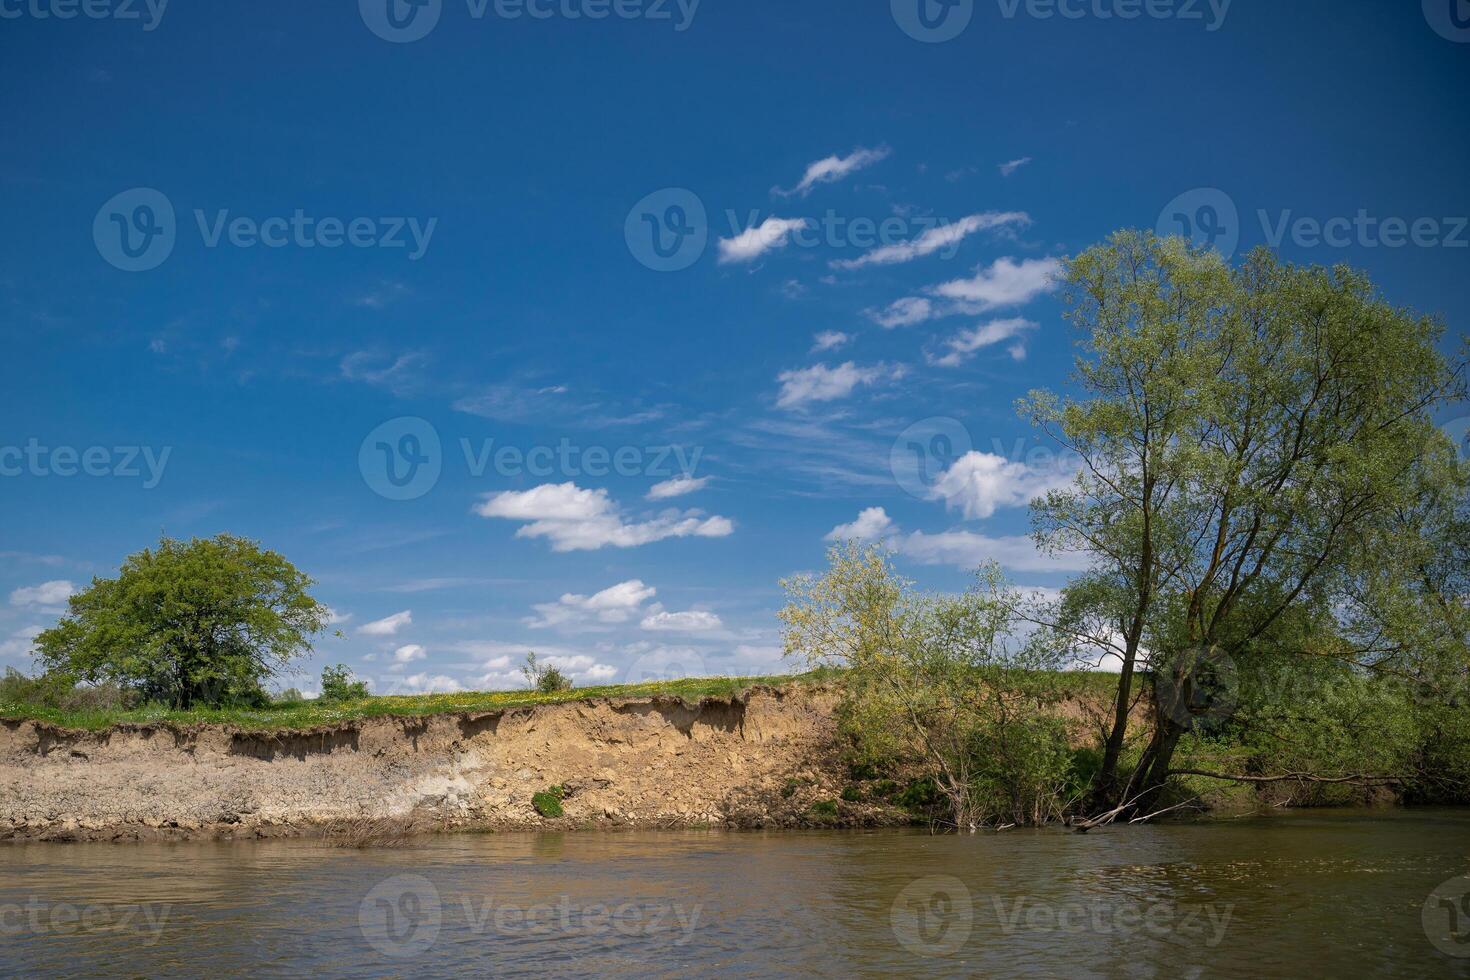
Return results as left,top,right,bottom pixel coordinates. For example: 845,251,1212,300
319,664,370,703
521,651,573,694
780,542,1072,829
35,535,331,709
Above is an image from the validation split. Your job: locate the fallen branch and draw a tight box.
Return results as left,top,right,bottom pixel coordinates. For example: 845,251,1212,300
1168,769,1404,785
1128,796,1201,824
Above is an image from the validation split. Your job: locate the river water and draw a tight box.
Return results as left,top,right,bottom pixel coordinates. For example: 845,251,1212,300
2,808,1468,977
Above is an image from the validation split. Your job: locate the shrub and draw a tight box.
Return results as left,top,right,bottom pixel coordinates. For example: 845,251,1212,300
532,786,565,818
521,652,573,694
320,665,370,703
0,668,138,712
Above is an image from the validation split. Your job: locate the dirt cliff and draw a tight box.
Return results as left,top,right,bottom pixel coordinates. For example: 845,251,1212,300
0,685,856,842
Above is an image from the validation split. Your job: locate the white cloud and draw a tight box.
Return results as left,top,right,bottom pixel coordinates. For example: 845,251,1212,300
475,483,734,552
929,451,1076,519
718,217,809,264
9,580,74,609
825,506,895,542
392,644,427,665
867,296,934,329
931,256,1062,311
998,157,1033,177
358,610,412,636
900,528,1089,573
640,610,724,633
0,626,42,661
325,606,352,625
390,673,464,694
831,212,1029,270
646,476,709,500
775,145,891,197
811,330,850,352
930,317,1039,367
339,350,428,397
776,361,900,410
528,579,657,629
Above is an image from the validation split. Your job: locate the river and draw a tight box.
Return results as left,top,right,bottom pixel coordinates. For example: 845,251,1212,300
2,808,1468,977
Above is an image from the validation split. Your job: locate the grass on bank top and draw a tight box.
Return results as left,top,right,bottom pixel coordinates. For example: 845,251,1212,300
0,667,1122,734
0,670,836,733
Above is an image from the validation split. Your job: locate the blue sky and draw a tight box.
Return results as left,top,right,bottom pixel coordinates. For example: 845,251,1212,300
2,0,1467,694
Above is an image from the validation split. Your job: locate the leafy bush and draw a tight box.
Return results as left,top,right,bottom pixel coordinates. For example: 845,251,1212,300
0,668,138,713
274,688,306,706
782,544,1073,829
319,665,370,703
521,652,573,694
532,786,565,818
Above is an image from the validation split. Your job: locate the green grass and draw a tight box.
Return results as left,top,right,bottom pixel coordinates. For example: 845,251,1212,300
532,786,566,818
0,670,836,733
0,666,1121,734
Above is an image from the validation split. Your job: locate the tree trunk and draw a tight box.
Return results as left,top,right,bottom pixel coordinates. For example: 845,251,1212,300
1093,647,1138,807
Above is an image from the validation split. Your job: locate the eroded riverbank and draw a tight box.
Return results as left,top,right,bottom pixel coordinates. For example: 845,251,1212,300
0,685,875,842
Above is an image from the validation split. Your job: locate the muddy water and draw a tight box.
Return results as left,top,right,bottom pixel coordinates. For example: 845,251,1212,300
2,809,1469,978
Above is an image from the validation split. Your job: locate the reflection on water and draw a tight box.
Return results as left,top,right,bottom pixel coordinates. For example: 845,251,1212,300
2,808,1469,978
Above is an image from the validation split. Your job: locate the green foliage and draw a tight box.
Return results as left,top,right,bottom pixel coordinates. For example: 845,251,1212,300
840,785,863,803
1023,230,1470,804
274,688,305,705
319,665,370,703
521,651,574,694
807,799,838,819
35,535,331,710
781,543,1074,828
0,668,137,713
532,786,565,818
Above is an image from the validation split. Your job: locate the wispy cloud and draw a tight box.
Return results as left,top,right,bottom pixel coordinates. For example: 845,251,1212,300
873,257,1062,327
998,157,1033,177
340,350,429,397
358,610,412,636
831,211,1029,270
774,145,891,198
647,476,710,500
527,579,656,629
775,361,901,410
718,217,809,264
9,580,74,609
811,331,851,353
929,317,1038,366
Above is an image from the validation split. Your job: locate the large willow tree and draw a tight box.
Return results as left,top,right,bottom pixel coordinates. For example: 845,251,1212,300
1023,231,1468,812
